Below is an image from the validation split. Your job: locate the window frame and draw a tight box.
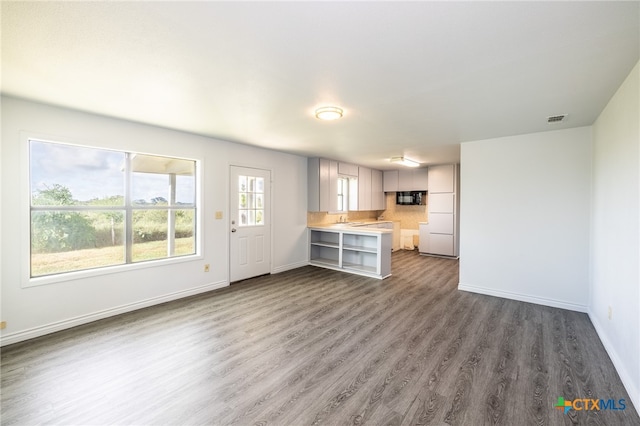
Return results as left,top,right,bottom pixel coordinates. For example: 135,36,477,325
22,134,203,288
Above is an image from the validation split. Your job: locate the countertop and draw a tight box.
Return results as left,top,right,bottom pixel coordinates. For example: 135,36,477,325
308,221,394,233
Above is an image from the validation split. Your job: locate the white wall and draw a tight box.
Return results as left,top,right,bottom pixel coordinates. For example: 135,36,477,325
0,96,309,345
459,126,592,311
591,62,639,410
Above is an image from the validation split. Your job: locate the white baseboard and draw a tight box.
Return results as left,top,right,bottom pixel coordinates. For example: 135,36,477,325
457,283,588,313
0,280,229,347
272,261,309,274
588,310,640,417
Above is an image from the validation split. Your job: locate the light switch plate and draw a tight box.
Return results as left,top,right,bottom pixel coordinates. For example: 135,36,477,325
215,211,223,220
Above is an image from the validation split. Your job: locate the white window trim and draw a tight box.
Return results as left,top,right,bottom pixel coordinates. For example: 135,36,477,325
21,133,204,288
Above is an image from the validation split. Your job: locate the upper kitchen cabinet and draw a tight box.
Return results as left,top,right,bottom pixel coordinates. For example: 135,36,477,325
383,170,398,192
338,162,359,177
309,158,384,212
358,167,385,211
383,168,428,192
427,164,456,193
358,166,372,211
308,157,338,212
371,169,385,210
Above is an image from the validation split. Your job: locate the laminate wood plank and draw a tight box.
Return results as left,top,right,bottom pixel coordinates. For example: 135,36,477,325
513,310,551,426
223,281,434,425
400,295,496,425
1,251,638,426
482,300,525,425
275,280,449,424
302,290,456,425
380,291,466,410
333,286,461,425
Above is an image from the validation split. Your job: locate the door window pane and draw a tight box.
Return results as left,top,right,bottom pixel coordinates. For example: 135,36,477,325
238,174,264,227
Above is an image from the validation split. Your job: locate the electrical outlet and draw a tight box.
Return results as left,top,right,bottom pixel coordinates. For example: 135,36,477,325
0,321,6,330
204,264,210,272
608,306,612,320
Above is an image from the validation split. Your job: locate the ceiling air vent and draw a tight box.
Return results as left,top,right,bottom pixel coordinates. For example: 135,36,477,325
547,114,568,123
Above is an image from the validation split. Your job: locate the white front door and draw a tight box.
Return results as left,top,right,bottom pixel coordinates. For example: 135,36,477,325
229,166,271,282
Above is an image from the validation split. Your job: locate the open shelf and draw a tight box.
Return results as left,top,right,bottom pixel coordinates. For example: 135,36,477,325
311,257,340,268
311,241,339,249
342,262,377,274
310,230,340,250
342,244,377,253
308,227,391,280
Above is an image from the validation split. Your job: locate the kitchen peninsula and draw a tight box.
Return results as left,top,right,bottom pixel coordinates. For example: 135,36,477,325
308,223,392,279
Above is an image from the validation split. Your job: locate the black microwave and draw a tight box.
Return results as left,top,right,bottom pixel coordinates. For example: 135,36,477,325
396,191,426,205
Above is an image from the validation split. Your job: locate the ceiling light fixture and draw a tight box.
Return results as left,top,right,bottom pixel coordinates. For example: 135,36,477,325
390,156,420,168
315,106,343,120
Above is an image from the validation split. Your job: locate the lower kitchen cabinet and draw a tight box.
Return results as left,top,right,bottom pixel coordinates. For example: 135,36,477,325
418,222,429,253
309,227,392,279
428,213,454,234
428,233,455,257
309,229,340,268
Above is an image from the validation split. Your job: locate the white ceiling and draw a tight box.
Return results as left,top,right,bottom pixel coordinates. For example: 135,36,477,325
2,1,638,170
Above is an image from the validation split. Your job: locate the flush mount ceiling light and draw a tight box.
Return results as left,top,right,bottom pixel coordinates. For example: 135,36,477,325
390,156,420,168
315,106,343,120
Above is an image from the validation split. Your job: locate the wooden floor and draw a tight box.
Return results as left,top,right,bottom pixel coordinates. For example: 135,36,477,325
1,251,638,425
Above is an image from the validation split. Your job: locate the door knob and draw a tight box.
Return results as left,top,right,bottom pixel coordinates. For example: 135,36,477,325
231,228,237,233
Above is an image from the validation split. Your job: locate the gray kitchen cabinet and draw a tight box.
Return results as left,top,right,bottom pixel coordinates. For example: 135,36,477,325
426,164,459,257
428,193,454,213
383,170,399,192
429,234,454,256
358,166,372,211
338,162,359,177
371,169,385,210
428,213,454,234
310,157,384,213
358,167,385,211
419,223,430,254
308,157,339,212
411,168,429,190
383,168,428,191
308,227,392,279
428,164,455,193
397,170,413,191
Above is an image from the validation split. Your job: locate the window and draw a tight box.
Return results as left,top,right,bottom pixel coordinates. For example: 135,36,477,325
337,177,348,212
29,140,197,278
237,174,264,226
336,176,358,213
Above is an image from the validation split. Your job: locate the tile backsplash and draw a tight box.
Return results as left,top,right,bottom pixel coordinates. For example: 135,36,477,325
379,193,427,230
307,210,380,226
307,193,428,229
